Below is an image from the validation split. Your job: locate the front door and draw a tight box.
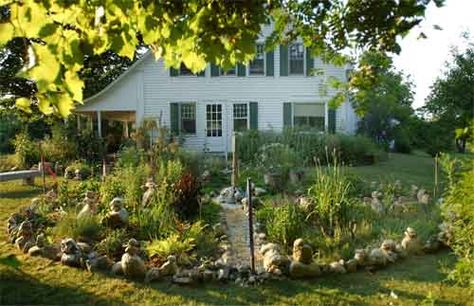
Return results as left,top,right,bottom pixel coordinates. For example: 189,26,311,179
205,103,225,152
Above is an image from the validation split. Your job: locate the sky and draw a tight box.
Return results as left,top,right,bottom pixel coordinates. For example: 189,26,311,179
393,0,474,109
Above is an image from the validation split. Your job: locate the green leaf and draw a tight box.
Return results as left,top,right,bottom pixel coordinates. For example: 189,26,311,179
38,96,53,114
15,97,32,113
65,70,84,101
28,44,61,86
38,23,58,37
55,93,75,117
0,23,14,46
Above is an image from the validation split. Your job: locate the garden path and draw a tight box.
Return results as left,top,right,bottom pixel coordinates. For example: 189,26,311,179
221,203,263,271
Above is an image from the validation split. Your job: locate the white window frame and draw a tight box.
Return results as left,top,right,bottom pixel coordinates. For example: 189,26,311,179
206,104,223,137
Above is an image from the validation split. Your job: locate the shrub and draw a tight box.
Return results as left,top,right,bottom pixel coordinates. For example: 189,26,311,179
256,200,307,249
440,155,474,287
172,172,201,220
236,128,383,168
115,146,146,168
64,161,92,179
41,124,78,164
12,131,39,168
0,154,18,172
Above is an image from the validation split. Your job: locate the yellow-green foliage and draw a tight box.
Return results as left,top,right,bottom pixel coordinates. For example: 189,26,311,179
441,155,474,286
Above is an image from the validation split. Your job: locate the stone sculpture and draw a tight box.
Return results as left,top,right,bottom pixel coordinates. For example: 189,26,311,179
159,255,179,276
416,189,431,205
370,191,384,214
77,191,98,219
401,227,422,255
368,239,398,267
260,243,290,275
142,178,156,207
60,238,83,267
113,239,147,278
102,197,128,228
15,221,35,253
288,238,321,278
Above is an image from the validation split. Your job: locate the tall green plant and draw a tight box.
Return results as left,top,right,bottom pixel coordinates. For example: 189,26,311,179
307,157,354,238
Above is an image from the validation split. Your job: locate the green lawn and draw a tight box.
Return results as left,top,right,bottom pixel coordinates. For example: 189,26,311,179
1,153,473,305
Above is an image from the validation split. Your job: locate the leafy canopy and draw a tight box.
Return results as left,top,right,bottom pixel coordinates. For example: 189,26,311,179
0,0,444,117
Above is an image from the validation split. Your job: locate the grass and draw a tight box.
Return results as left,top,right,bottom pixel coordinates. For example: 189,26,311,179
346,152,439,190
1,153,473,305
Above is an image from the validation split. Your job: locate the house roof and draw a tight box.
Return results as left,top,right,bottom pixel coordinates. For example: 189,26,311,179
80,50,153,106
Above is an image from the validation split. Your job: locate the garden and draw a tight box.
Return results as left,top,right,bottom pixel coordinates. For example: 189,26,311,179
1,124,473,304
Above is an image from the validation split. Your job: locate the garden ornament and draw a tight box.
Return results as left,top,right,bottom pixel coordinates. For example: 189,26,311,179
142,178,156,207
15,221,35,253
60,238,83,267
288,238,321,278
116,238,147,278
159,255,179,276
77,191,98,219
260,243,290,275
401,227,422,255
103,197,128,228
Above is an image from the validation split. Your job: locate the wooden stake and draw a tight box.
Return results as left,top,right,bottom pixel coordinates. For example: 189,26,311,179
246,178,255,273
39,143,46,193
232,133,238,187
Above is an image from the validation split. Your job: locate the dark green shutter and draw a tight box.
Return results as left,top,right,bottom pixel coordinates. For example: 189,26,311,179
283,102,292,127
197,69,205,77
170,67,178,77
266,50,274,76
328,109,336,134
280,45,288,76
211,64,220,77
237,64,246,76
170,103,179,135
249,102,258,130
306,47,314,76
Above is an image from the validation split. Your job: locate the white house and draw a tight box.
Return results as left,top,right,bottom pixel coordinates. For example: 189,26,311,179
76,25,358,153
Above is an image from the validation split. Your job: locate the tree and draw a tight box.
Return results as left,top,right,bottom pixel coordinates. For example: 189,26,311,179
0,0,444,117
354,51,416,152
424,45,474,153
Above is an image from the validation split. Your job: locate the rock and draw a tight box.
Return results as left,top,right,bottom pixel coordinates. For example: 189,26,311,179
28,245,42,256
417,189,431,204
296,196,312,211
345,259,358,273
212,223,226,237
86,255,113,272
202,269,215,281
60,238,82,267
172,276,195,285
261,243,290,274
289,262,321,278
248,275,256,285
353,249,369,266
292,238,313,264
111,261,123,275
235,277,244,285
401,227,423,255
159,255,178,276
329,260,346,274
368,248,388,266
423,236,441,253
217,267,230,281
77,242,92,254
144,268,161,283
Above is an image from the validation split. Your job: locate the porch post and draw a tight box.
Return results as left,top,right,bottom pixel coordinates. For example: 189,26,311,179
124,121,129,138
77,115,81,130
97,111,102,137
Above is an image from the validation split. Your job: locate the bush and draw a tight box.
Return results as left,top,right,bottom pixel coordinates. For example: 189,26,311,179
256,200,307,249
41,124,78,164
236,128,383,167
172,172,201,220
64,161,92,179
440,155,474,286
115,146,146,168
12,131,39,168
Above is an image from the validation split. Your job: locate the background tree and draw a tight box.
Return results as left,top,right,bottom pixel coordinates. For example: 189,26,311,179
347,52,416,152
0,0,444,117
424,44,474,153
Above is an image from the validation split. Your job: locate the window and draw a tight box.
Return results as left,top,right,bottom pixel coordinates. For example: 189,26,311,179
249,44,264,75
293,103,325,130
219,66,236,76
206,104,222,137
173,63,205,76
233,103,248,131
289,43,304,74
180,103,196,134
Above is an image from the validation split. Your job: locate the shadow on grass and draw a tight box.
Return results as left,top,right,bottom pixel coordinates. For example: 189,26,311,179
0,268,127,306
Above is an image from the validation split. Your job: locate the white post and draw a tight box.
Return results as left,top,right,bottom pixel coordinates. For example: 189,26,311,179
97,111,102,137
77,115,81,130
